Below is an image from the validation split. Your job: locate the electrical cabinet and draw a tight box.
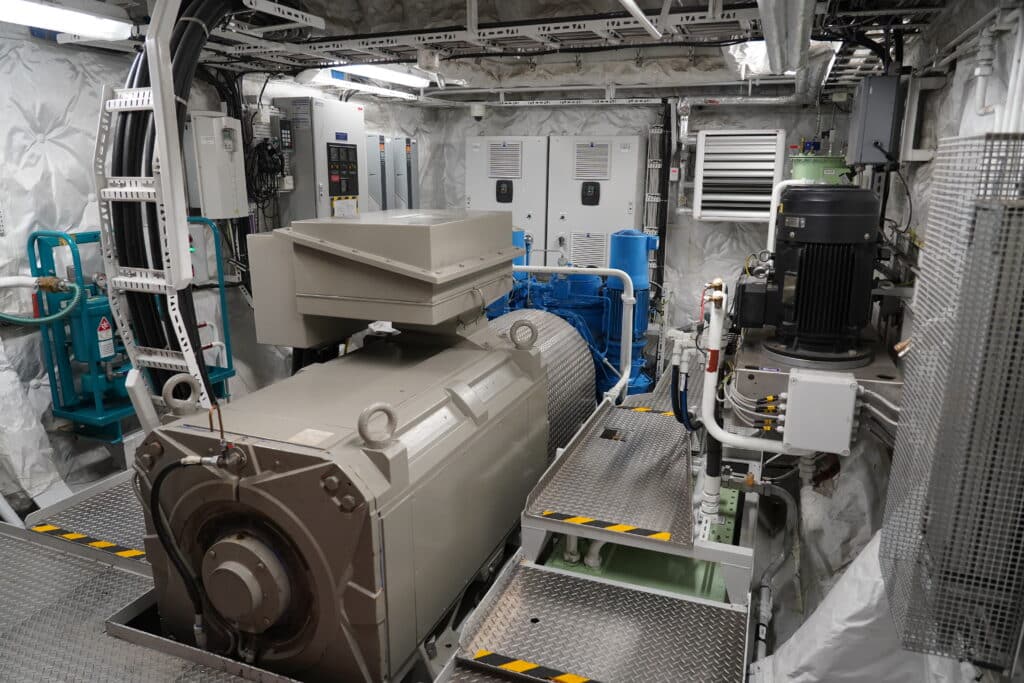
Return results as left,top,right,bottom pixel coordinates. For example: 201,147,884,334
466,136,548,263
390,137,419,209
366,133,394,212
846,75,904,165
546,135,644,267
273,97,368,225
183,111,248,219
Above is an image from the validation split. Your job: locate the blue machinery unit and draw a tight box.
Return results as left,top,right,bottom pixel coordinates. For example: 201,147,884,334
28,218,235,442
488,228,658,396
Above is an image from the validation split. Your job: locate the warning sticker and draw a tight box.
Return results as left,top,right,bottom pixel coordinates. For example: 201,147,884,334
97,316,114,358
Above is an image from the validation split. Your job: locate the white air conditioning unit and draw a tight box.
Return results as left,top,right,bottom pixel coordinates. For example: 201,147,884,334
692,129,785,222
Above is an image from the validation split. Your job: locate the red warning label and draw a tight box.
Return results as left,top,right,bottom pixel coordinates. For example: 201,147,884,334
97,316,114,358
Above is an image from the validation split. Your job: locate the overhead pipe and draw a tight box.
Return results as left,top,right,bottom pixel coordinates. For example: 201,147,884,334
756,0,816,74
513,264,635,401
1003,11,1024,132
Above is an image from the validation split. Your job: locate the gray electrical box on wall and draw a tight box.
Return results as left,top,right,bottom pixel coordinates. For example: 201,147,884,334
846,75,904,165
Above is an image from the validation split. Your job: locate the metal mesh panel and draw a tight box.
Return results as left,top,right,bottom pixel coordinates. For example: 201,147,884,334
880,134,1024,671
490,309,596,459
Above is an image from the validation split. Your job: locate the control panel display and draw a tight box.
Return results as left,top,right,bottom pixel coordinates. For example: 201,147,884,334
581,181,601,206
327,142,359,196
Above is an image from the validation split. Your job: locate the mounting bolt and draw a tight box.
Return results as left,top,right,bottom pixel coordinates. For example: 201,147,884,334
340,494,358,512
864,233,871,240
323,475,341,492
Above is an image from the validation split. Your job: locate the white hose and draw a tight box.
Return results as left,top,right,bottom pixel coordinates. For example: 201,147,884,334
863,402,900,429
0,276,38,289
859,386,901,414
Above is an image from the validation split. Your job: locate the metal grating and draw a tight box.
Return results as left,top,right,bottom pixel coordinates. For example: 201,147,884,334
880,134,1024,672
0,527,246,682
42,477,147,554
488,141,523,179
490,309,596,459
456,557,747,682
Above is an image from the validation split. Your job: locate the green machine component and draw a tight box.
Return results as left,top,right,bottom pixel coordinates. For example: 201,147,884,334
789,153,849,184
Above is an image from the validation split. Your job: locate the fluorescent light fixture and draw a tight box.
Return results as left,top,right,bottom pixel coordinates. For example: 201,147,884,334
0,0,133,41
297,69,419,101
329,64,431,89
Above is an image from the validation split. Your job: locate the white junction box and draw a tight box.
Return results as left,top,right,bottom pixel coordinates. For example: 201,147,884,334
184,111,248,219
466,136,548,263
546,135,644,267
783,368,858,456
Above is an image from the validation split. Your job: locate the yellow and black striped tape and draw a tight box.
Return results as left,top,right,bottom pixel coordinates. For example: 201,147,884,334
541,510,671,542
626,406,675,417
30,524,145,560
471,650,598,683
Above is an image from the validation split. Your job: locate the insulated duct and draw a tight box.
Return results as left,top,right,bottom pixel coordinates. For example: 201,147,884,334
756,0,816,74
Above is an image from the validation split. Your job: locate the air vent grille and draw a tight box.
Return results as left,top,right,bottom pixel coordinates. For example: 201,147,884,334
693,130,785,222
488,142,522,179
573,143,611,180
570,232,609,267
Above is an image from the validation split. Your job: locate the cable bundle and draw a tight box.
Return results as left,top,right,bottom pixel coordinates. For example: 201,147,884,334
111,0,242,401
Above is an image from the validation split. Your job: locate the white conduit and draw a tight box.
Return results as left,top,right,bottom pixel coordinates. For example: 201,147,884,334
0,276,38,289
513,265,635,401
701,289,800,456
766,179,815,252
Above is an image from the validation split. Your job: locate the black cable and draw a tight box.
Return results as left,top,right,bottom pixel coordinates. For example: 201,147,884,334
894,168,913,233
148,461,205,622
670,363,696,432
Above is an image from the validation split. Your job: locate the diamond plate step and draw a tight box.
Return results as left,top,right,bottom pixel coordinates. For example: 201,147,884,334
525,402,693,549
26,471,147,563
456,556,748,683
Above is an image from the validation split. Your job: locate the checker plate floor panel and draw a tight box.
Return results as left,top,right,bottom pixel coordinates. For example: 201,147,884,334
457,559,748,683
41,476,147,554
526,405,693,548
0,527,247,682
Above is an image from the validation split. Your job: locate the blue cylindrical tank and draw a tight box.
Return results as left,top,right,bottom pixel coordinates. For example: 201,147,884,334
605,229,659,395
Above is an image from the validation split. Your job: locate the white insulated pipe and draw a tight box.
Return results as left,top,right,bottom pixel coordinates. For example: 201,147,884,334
512,265,635,401
701,289,796,456
0,276,39,289
975,27,996,117
767,179,815,252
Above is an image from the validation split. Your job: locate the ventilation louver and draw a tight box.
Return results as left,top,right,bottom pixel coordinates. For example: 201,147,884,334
693,130,785,222
488,142,522,179
570,232,608,268
573,143,611,180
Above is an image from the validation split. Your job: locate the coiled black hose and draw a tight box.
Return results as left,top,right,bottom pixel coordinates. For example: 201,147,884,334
670,363,696,432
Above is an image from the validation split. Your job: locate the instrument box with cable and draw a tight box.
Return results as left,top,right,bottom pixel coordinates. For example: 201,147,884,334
782,368,859,456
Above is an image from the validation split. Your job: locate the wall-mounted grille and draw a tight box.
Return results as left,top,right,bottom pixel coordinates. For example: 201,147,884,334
488,142,522,178
880,134,1024,674
570,232,608,267
573,143,611,180
692,130,785,222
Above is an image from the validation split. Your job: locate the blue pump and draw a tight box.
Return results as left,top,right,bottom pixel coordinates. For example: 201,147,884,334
28,219,235,442
488,228,658,397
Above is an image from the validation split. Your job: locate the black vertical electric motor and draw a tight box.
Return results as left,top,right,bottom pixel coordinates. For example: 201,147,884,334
738,185,880,366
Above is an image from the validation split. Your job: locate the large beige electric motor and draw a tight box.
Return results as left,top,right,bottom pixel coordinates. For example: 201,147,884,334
135,211,594,682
